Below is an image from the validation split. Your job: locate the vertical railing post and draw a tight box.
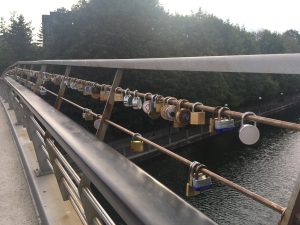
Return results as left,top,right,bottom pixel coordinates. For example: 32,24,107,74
280,172,300,225
78,176,99,225
96,69,123,141
45,138,69,199
54,66,71,110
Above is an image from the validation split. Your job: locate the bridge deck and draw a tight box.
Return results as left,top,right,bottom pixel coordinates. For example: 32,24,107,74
0,101,39,225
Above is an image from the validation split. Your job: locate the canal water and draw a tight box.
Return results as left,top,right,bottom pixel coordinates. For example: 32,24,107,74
139,105,300,225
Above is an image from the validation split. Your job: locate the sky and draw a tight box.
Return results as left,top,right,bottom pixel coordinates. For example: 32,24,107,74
0,0,299,36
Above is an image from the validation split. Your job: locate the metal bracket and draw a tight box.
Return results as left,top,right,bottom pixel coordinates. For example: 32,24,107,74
33,65,47,93
96,69,123,141
54,66,71,110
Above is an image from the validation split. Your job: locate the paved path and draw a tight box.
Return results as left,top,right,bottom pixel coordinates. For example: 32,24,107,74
0,102,39,225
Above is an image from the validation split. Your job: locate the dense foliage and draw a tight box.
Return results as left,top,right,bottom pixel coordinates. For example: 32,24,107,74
1,0,300,109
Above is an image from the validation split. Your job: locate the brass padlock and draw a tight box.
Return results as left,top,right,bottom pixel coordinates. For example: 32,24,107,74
190,102,205,125
91,86,100,99
83,83,92,96
82,108,94,121
114,87,124,101
100,85,109,101
174,99,190,127
155,95,163,113
76,80,84,92
130,133,144,153
209,106,222,133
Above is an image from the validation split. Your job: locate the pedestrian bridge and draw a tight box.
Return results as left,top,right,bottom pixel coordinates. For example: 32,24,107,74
1,54,300,225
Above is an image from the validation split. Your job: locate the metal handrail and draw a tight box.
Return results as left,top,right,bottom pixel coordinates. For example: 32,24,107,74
14,53,300,74
2,77,216,225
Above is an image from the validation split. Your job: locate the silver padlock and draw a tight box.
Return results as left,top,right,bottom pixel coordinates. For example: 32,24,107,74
83,84,92,96
123,89,133,107
132,90,142,110
93,118,101,130
142,93,152,114
192,173,212,191
239,112,260,145
39,87,47,96
215,107,235,133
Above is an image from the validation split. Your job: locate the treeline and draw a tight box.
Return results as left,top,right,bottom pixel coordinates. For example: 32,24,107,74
1,0,300,109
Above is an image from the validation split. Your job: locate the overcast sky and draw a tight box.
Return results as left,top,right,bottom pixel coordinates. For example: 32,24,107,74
0,0,299,36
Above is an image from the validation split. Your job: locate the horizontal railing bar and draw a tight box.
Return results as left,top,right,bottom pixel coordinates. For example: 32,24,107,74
55,158,80,198
31,116,46,137
47,139,81,185
69,196,88,225
62,178,88,225
82,187,116,225
13,53,300,74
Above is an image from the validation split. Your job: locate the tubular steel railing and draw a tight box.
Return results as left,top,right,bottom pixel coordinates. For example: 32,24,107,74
1,54,300,225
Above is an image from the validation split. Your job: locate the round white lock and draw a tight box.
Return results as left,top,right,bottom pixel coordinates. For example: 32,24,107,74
239,112,260,145
239,124,260,145
94,119,101,129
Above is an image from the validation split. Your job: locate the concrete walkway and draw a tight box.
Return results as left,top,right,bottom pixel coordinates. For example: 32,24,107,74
0,102,39,225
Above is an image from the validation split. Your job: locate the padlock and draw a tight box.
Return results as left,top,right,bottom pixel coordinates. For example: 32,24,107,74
123,89,133,107
174,99,190,127
161,97,177,121
114,87,124,101
142,93,152,114
215,107,235,133
82,108,94,121
83,83,93,96
39,87,47,96
186,161,211,197
76,80,84,92
209,106,221,133
100,85,108,101
54,76,62,86
160,97,170,120
239,112,260,145
91,86,101,99
93,118,101,130
132,90,143,110
155,96,163,113
147,95,161,120
190,102,205,125
130,133,144,153
70,80,77,90
192,174,212,191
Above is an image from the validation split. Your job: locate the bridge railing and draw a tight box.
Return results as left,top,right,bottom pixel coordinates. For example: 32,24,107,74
0,76,216,225
2,54,300,225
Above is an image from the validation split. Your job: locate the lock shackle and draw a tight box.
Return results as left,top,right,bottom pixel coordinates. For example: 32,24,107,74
124,88,130,96
144,92,152,101
151,94,157,102
83,108,92,113
177,99,189,110
132,133,142,141
133,90,138,97
189,161,200,185
218,107,230,120
105,85,111,92
212,106,222,118
192,102,204,112
115,87,122,93
166,97,177,105
241,112,257,126
155,95,163,103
